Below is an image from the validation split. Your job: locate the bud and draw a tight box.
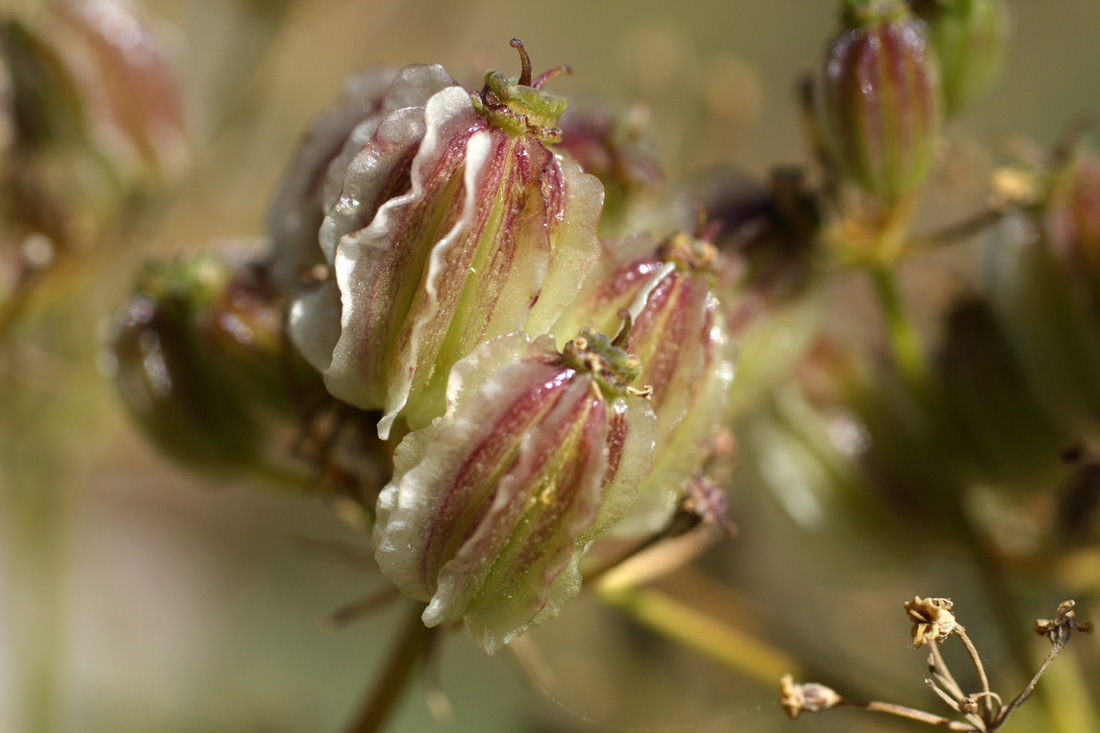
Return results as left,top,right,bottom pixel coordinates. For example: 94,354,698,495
1045,153,1100,299
779,675,842,719
107,248,324,473
3,0,187,181
816,0,943,204
552,232,736,535
290,43,603,439
695,166,821,312
373,331,656,652
555,103,663,237
910,0,1009,115
0,0,187,303
984,214,1100,442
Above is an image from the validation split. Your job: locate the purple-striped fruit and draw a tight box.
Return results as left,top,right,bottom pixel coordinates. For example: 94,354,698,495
552,232,736,535
817,0,943,203
289,46,603,439
372,330,656,652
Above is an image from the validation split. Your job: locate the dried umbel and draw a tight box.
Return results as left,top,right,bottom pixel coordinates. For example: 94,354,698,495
781,598,1093,731
290,44,603,439
816,0,943,204
904,595,956,647
1034,599,1093,645
373,330,657,652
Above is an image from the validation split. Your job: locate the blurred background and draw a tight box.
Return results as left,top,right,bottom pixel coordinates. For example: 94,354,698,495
3,0,1100,731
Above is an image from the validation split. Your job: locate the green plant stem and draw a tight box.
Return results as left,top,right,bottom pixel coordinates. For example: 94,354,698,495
906,208,1006,257
343,607,430,733
596,583,801,686
871,263,926,386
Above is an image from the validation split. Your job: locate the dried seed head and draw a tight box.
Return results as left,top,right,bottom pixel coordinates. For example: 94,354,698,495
904,596,956,648
1034,600,1093,645
779,674,842,719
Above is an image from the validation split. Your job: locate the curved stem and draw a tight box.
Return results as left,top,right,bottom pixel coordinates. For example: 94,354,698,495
343,607,430,733
906,208,1006,256
954,626,995,725
946,497,1080,733
595,583,801,686
994,640,1065,727
929,642,964,701
844,699,980,731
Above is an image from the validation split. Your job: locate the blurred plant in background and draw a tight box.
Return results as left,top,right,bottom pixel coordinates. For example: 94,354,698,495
4,0,1100,731
0,0,186,334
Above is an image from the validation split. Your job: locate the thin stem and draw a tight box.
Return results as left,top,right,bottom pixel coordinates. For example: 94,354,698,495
948,502,1080,733
797,73,840,214
954,626,996,725
342,607,430,733
326,586,403,628
843,699,981,731
596,584,801,686
870,263,926,386
993,641,1065,728
929,643,965,701
906,208,1006,256
926,679,987,731
586,524,718,590
927,678,966,713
